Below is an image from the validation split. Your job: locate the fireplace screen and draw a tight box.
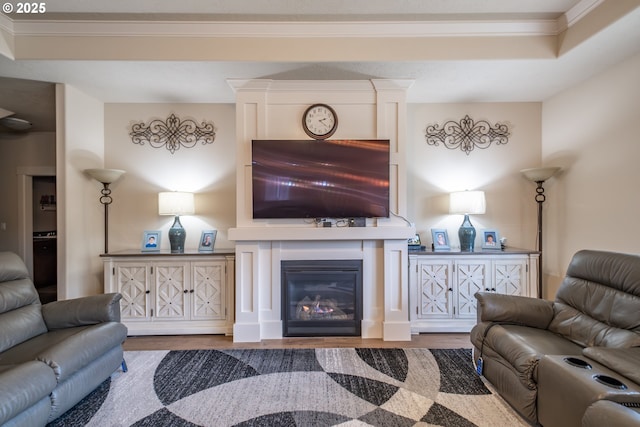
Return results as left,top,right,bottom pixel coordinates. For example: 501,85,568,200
282,260,362,337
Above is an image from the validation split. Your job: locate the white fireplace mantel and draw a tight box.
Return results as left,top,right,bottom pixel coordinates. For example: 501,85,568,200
229,226,416,242
230,79,414,342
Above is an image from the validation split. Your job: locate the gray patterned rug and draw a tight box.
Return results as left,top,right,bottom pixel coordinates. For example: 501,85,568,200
48,348,525,427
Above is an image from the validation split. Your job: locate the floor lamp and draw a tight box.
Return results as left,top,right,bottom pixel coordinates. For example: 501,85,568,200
85,168,126,254
521,167,560,299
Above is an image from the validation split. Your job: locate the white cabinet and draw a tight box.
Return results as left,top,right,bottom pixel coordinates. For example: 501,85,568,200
409,250,538,333
103,253,235,336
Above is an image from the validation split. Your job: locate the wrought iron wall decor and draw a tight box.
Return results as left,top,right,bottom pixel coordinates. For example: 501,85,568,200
425,115,510,155
130,114,216,154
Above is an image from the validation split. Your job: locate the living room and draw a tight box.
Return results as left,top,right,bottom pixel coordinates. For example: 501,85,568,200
1,1,640,426
1,0,638,308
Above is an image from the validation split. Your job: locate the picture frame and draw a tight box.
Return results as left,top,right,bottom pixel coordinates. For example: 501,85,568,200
431,228,450,251
481,229,501,250
408,233,421,246
198,230,217,252
141,230,161,252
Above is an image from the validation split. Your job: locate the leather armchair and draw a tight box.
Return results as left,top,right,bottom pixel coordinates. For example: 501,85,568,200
470,250,640,425
0,252,128,426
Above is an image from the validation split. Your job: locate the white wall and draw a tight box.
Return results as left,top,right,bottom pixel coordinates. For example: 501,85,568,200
407,103,542,251
104,104,236,252
542,51,640,297
56,84,105,299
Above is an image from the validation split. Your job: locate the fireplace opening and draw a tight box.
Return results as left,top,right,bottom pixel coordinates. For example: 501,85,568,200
282,260,363,337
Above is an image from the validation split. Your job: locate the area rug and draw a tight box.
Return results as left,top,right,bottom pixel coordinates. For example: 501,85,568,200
48,348,526,427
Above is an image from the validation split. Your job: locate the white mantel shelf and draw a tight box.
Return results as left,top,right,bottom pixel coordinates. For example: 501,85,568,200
229,226,416,242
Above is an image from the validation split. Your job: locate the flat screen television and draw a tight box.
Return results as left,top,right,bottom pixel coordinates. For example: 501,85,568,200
252,139,390,219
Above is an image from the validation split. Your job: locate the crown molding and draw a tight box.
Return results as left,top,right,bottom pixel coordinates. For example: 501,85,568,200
11,19,559,38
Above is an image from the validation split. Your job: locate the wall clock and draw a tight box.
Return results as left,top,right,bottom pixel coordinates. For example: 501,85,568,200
302,103,338,140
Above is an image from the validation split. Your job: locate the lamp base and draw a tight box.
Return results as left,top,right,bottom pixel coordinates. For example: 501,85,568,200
168,216,186,254
458,214,477,252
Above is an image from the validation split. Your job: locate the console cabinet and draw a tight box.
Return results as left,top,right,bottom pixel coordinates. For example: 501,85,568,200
102,252,235,335
408,249,539,333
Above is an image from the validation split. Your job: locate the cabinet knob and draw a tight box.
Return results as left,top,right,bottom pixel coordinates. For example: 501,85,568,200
448,288,453,292
485,288,490,291
145,290,150,294
491,288,496,292
184,290,189,294
190,289,194,293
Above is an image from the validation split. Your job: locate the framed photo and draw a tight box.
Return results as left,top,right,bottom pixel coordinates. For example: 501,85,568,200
482,229,501,250
198,230,217,252
408,234,421,246
141,230,161,252
431,228,450,251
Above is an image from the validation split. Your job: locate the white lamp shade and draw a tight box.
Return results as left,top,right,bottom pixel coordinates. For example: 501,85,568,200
520,167,561,182
449,190,486,215
158,192,195,216
85,168,126,184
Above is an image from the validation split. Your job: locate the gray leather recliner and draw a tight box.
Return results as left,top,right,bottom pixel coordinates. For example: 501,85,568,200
470,249,640,426
0,251,128,426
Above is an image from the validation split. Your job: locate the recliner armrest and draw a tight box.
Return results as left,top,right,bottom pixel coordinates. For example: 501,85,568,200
475,292,554,329
42,293,122,330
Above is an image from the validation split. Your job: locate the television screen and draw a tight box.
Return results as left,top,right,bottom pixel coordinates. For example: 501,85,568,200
252,139,390,219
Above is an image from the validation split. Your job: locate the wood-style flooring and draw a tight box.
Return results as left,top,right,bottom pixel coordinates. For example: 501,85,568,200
123,333,472,351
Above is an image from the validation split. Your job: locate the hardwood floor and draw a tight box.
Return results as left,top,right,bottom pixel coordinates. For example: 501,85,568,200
123,333,472,351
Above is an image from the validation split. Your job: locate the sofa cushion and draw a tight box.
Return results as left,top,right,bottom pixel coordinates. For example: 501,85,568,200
0,322,127,382
0,360,57,425
0,252,30,283
0,304,48,354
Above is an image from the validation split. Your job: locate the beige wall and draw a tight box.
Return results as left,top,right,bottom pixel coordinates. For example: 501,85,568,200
407,103,541,251
104,104,236,252
542,51,640,298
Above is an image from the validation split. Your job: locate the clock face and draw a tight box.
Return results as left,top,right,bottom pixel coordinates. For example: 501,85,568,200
302,104,338,139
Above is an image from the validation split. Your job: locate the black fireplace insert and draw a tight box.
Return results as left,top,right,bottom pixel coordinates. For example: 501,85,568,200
282,260,363,337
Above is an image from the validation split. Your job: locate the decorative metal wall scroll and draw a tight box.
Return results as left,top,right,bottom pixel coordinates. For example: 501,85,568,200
425,115,510,155
130,114,216,154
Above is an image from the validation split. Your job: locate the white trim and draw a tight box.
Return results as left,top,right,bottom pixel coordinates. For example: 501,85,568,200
12,19,560,38
565,0,605,28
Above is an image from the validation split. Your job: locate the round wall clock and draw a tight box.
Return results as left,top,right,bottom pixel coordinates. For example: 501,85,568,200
302,104,338,140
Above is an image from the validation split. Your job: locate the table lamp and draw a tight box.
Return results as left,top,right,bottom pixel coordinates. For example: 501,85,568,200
450,190,486,252
158,191,195,253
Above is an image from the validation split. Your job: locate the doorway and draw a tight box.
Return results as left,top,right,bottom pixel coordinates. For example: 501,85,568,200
32,175,57,303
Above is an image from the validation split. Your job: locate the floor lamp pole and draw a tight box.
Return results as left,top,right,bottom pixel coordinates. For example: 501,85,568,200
521,166,560,300
535,180,546,299
99,183,113,254
85,168,125,255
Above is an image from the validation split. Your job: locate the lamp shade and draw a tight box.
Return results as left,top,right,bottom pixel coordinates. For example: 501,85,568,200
520,167,561,182
158,192,195,216
449,190,486,215
85,168,126,184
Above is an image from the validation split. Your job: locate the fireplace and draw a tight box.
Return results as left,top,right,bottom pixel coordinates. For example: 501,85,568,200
282,260,363,337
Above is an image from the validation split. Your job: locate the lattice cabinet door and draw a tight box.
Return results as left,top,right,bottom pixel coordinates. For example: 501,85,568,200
191,261,226,320
416,259,453,319
115,263,150,320
455,260,489,318
493,259,526,296
154,263,189,320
